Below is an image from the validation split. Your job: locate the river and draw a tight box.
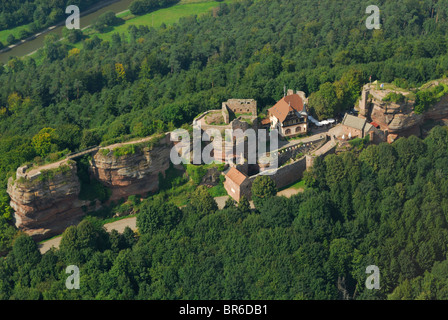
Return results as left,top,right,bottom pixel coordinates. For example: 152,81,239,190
0,0,135,64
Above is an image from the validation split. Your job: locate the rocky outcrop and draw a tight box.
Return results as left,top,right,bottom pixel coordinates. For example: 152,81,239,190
7,133,174,240
367,96,422,134
361,83,448,139
90,134,172,201
425,94,448,120
7,160,88,241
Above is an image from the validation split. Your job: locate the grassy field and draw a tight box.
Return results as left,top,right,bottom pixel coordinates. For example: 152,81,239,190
84,0,232,42
279,179,307,191
0,23,33,46
2,0,231,48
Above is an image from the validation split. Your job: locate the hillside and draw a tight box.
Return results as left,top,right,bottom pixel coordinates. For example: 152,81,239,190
1,0,448,301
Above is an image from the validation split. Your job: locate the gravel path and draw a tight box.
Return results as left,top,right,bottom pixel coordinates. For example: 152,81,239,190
39,188,307,254
38,216,137,254
39,196,231,254
277,188,304,198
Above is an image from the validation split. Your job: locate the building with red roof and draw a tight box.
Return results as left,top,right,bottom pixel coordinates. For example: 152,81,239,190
224,167,251,202
268,90,309,137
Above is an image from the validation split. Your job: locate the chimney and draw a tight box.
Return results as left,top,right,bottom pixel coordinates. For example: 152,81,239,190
287,89,294,96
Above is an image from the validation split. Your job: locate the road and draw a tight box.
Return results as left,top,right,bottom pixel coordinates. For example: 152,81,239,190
39,195,233,254
38,191,301,254
38,216,137,254
0,0,131,63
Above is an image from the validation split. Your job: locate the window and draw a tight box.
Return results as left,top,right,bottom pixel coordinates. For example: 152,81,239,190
296,127,301,133
285,129,291,135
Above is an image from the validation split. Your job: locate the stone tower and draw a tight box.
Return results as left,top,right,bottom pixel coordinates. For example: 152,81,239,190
359,84,370,118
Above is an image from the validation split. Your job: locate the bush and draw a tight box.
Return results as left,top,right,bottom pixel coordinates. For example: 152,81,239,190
6,34,16,45
129,0,146,15
392,78,409,89
106,121,128,140
251,175,277,208
382,92,406,103
129,0,180,15
65,29,83,43
415,84,448,114
113,144,138,157
186,164,207,185
18,29,31,39
93,11,122,33
348,136,370,150
80,129,101,149
137,198,182,235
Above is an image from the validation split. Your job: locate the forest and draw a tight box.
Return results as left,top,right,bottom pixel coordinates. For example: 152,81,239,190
1,127,448,299
1,0,448,299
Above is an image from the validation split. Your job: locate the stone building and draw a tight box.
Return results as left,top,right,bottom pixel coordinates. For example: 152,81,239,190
268,90,309,137
223,167,251,202
339,113,386,144
341,113,375,139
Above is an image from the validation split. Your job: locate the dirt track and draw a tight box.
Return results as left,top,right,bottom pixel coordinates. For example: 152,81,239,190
39,195,229,254
38,190,300,254
38,216,137,254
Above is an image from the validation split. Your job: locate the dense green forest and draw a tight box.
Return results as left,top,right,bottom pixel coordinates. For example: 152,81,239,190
129,0,180,15
0,0,105,45
1,127,448,299
1,0,448,299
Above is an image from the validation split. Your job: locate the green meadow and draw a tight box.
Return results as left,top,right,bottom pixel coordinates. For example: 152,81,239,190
84,0,233,42
0,24,33,46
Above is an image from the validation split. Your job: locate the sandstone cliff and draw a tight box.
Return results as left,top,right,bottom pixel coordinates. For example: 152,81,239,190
7,133,174,240
7,160,88,241
362,83,448,137
90,134,172,201
425,94,448,120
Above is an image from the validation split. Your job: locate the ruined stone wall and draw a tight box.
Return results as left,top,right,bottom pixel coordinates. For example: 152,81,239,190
241,157,307,200
305,140,337,169
223,99,257,117
276,135,327,166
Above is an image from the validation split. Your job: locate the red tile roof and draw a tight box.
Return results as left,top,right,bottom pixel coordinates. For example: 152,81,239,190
225,167,248,186
268,94,305,123
370,121,380,128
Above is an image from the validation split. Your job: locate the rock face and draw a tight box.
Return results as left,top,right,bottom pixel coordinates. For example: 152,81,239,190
7,133,174,240
367,95,423,134
7,160,88,241
90,134,172,201
360,83,448,139
425,94,448,120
